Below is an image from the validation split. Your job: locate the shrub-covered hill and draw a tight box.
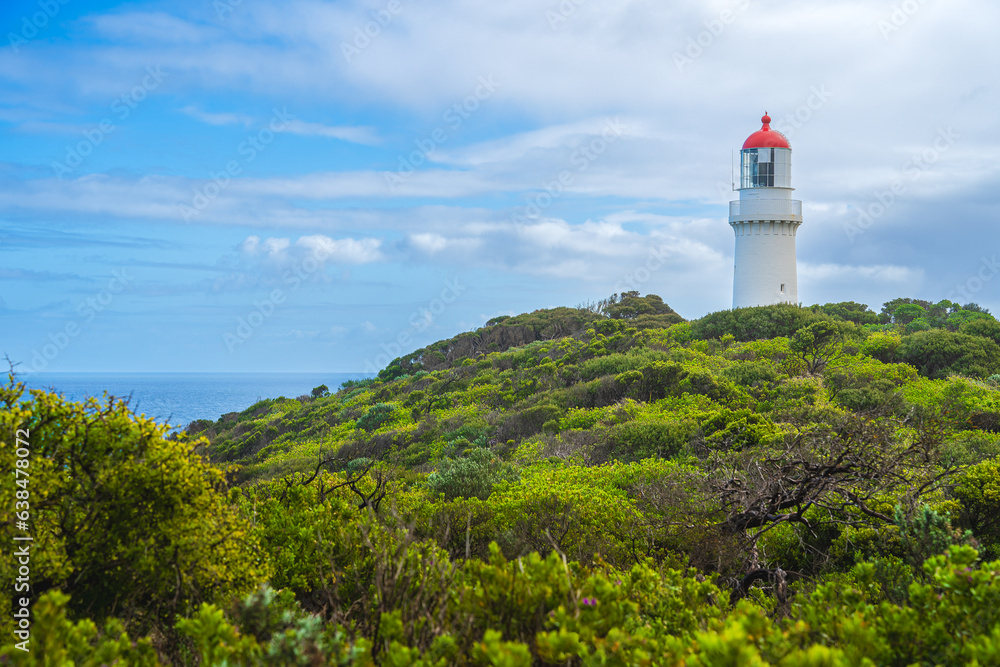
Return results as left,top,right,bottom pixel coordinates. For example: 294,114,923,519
7,293,1000,664
196,295,1000,484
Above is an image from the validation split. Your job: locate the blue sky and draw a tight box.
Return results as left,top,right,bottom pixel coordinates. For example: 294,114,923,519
2,0,999,372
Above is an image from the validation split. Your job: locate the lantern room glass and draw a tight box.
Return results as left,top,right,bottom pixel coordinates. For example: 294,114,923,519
741,147,791,189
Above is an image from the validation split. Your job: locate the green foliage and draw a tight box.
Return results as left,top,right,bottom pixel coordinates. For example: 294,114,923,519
427,448,519,500
0,380,265,639
599,418,693,461
691,304,832,342
895,505,974,570
0,590,160,665
896,329,1000,379
954,457,1000,557
597,291,684,325
961,317,1000,344
811,301,880,325
858,330,901,362
790,321,849,373
19,291,1000,664
358,402,396,432
893,302,927,325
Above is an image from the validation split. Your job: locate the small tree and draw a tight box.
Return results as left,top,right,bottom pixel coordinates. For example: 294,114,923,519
311,384,329,398
790,321,847,374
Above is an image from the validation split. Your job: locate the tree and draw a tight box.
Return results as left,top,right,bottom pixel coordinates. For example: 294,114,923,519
960,317,1000,345
896,329,1000,379
691,304,832,342
714,412,957,574
893,303,927,326
953,457,1000,558
599,292,682,322
0,373,265,637
311,384,329,398
811,301,880,325
790,321,848,374
962,302,991,314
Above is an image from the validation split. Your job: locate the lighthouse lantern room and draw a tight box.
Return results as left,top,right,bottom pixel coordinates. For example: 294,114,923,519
730,113,802,308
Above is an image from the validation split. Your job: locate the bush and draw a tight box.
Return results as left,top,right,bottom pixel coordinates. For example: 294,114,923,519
595,419,693,462
954,457,1000,558
811,301,880,325
896,329,1000,379
859,331,902,363
357,403,395,432
427,448,519,500
691,304,831,342
721,361,780,388
497,403,562,441
962,318,1000,345
0,381,265,637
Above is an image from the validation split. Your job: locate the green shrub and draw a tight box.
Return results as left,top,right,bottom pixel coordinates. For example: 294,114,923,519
859,331,902,362
961,318,1000,345
721,361,779,387
954,457,1000,558
357,402,395,432
896,330,1000,379
895,505,973,571
597,419,693,462
427,448,519,500
691,304,831,342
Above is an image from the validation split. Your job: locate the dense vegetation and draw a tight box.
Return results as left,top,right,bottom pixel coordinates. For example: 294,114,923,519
5,292,1000,665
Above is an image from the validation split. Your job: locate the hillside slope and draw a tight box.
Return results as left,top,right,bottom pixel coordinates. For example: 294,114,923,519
10,294,1000,663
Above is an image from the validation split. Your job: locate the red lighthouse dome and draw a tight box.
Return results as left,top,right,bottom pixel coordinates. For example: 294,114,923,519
742,113,791,150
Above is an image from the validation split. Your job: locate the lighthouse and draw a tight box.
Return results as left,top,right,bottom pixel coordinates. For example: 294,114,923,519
730,113,803,308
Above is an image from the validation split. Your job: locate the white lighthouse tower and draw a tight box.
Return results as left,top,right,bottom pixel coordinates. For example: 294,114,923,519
730,113,802,308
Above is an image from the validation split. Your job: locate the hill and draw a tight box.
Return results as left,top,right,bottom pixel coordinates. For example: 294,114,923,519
5,293,1000,664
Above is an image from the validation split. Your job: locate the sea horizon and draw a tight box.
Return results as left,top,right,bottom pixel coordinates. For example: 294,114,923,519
18,371,376,430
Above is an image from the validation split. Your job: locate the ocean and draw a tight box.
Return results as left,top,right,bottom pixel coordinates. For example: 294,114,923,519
18,372,374,430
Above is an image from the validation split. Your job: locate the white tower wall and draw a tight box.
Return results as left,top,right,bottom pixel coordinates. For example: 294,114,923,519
730,140,802,308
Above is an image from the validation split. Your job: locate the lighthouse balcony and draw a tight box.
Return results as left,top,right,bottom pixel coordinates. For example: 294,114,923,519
729,199,802,223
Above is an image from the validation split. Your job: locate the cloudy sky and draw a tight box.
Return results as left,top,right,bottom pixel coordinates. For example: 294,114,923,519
2,0,998,372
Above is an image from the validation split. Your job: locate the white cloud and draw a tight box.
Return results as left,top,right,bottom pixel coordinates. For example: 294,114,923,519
283,120,380,145
297,235,383,264
181,106,254,127
239,234,382,265
800,262,922,284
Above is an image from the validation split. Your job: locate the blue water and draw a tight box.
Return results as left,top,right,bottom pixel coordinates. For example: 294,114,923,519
18,372,374,430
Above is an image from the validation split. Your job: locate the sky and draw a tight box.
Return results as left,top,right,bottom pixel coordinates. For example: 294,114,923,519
2,0,999,373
